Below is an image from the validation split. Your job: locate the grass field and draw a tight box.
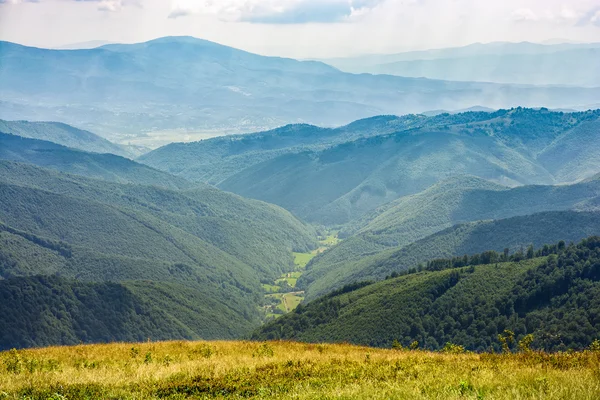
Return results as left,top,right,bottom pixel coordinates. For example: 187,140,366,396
293,252,316,269
1,341,600,399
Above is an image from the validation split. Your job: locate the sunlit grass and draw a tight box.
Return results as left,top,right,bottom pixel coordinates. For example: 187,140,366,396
1,341,599,399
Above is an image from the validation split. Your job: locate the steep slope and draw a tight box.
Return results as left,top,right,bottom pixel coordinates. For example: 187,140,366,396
302,211,600,299
218,126,551,224
0,119,136,157
0,161,316,278
0,162,317,348
254,237,600,352
2,38,600,143
0,275,254,350
0,133,190,189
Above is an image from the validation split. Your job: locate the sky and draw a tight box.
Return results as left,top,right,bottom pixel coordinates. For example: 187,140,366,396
0,0,599,58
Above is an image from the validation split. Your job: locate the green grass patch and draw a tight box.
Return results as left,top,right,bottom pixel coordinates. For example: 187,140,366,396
293,252,316,269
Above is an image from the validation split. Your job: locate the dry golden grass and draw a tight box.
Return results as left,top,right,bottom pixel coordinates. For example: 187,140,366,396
1,340,600,399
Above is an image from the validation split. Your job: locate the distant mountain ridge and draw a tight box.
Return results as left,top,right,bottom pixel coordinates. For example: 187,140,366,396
2,37,600,144
0,132,190,190
322,42,600,87
0,119,139,157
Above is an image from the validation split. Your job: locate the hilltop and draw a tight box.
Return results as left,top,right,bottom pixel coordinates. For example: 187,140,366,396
2,340,599,399
0,119,139,157
0,133,189,190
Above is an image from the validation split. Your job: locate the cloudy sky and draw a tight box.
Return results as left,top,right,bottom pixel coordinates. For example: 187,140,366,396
1,0,599,57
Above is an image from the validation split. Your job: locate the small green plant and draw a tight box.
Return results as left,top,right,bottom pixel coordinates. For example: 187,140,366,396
518,334,534,353
194,344,214,359
498,330,515,353
144,352,153,364
130,347,140,358
253,343,274,358
392,339,403,350
442,343,466,354
4,349,21,374
409,341,419,350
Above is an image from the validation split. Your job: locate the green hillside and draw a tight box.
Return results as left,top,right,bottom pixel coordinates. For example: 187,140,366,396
0,119,137,157
0,161,315,277
218,109,600,224
0,275,256,350
138,115,426,185
0,133,189,190
254,237,600,352
0,162,316,349
308,176,600,280
301,211,600,299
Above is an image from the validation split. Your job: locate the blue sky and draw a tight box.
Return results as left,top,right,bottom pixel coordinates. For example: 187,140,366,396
1,0,599,57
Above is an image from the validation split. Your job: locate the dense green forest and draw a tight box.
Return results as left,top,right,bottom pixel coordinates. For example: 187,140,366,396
0,275,258,350
254,237,600,352
0,161,317,349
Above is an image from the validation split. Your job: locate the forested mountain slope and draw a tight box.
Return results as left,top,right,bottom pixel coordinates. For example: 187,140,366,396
306,176,600,281
255,237,600,352
0,119,136,158
301,211,600,299
0,133,189,190
0,161,316,349
143,108,600,224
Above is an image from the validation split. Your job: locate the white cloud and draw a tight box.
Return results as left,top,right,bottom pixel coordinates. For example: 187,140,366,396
511,8,538,22
168,0,382,22
97,0,122,12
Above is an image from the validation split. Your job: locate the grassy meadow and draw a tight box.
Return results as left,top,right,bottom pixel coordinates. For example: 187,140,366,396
2,341,600,399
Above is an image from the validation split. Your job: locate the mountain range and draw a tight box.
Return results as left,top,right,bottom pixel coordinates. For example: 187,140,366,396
2,38,600,147
322,42,600,87
141,108,600,224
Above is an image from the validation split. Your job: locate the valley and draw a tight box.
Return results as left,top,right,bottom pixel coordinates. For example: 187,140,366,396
262,233,341,319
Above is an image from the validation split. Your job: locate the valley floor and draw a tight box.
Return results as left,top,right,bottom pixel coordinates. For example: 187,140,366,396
1,341,600,399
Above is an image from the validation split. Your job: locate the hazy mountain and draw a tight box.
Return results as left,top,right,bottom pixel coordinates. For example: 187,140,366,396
138,114,427,185
301,211,600,300
0,132,190,190
203,109,600,224
0,160,316,348
323,42,600,86
0,119,138,157
254,236,600,352
2,38,600,145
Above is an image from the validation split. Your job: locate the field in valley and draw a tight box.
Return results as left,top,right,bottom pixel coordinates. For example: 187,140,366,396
262,233,340,319
1,341,600,399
